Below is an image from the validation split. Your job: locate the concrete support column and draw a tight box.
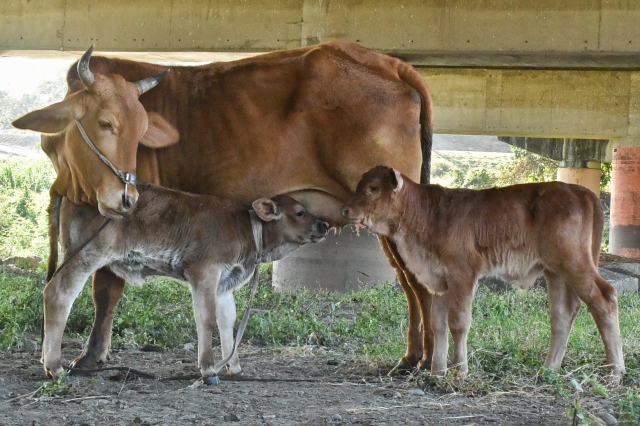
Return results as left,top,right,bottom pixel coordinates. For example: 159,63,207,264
273,226,396,293
610,147,640,259
556,164,601,196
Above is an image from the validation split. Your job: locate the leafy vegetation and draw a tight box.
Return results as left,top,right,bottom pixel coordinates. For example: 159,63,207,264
0,160,55,259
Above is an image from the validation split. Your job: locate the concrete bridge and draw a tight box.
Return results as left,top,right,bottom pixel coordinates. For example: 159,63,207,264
3,0,640,287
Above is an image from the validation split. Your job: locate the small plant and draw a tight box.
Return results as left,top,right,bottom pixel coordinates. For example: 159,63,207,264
38,371,70,397
539,368,570,399
616,390,640,425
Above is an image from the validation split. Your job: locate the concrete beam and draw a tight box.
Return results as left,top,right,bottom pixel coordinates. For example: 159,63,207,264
422,68,638,141
498,137,610,166
3,0,640,61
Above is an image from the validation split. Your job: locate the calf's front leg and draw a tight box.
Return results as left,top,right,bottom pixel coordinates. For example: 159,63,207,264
43,268,92,379
190,267,223,384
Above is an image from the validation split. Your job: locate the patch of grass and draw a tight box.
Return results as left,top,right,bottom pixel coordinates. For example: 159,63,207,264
1,264,639,420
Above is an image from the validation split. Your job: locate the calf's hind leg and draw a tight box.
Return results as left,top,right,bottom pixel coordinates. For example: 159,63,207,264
71,268,125,372
559,268,625,378
544,271,582,371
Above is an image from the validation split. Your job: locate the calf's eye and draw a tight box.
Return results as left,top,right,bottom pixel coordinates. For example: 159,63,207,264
370,186,378,192
296,210,306,217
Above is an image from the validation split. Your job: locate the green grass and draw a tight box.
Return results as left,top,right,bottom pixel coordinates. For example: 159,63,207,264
1,264,639,422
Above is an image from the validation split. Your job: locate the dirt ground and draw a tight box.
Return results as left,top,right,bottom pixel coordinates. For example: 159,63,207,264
0,340,582,426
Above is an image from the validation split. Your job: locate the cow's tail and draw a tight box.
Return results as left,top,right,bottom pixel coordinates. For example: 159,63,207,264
46,191,62,283
592,191,605,269
396,60,433,185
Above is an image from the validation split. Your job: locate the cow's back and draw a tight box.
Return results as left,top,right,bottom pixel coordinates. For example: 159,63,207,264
67,42,429,224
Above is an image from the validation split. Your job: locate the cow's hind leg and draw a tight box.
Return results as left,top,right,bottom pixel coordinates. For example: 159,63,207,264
544,271,582,371
43,268,92,379
378,236,428,374
216,291,243,376
70,268,125,373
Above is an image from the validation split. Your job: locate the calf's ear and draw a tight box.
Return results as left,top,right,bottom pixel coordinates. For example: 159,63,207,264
252,198,282,222
392,168,404,193
139,112,180,148
12,92,83,134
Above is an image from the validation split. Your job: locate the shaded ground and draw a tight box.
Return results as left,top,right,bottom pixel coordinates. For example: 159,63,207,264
0,341,576,426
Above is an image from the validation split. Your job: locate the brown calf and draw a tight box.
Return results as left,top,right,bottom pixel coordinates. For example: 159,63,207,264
43,183,328,382
342,165,625,379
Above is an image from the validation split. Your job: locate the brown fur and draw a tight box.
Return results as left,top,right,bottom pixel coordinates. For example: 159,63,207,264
343,165,625,379
38,41,433,373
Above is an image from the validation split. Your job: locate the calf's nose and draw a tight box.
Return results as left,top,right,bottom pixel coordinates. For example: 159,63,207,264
318,221,329,234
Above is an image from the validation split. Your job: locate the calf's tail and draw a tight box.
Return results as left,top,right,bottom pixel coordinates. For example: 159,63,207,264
396,60,433,184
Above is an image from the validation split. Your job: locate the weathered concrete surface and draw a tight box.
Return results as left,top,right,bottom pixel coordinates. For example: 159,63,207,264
273,226,396,293
3,0,640,55
422,68,637,139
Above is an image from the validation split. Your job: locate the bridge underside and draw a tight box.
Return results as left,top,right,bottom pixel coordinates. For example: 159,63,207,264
4,0,640,262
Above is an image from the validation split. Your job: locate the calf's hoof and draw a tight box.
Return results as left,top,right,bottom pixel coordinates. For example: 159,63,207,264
203,375,221,386
387,356,419,376
44,365,64,380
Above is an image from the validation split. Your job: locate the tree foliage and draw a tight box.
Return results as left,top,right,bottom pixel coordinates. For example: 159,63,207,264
0,72,68,130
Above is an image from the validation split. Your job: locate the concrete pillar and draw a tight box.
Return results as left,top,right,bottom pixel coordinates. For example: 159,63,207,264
610,147,640,259
273,226,396,292
556,165,601,196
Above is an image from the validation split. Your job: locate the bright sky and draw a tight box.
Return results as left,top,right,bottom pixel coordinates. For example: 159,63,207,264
0,58,74,98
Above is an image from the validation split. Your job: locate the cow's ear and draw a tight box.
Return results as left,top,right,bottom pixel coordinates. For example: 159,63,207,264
392,168,404,193
252,198,282,222
12,93,83,134
139,112,180,148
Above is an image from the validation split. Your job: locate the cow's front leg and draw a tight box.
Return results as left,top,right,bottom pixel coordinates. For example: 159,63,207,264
71,268,125,372
190,267,222,385
43,268,92,379
378,236,423,373
216,291,242,376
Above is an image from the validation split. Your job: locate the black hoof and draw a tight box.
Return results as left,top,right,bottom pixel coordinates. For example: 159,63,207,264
203,375,220,386
67,367,97,377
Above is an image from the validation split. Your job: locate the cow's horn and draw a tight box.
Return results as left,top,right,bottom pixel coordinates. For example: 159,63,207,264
77,45,95,88
135,70,169,95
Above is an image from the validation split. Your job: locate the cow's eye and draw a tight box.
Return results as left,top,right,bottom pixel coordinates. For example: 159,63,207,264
98,120,113,131
296,210,306,217
370,185,378,192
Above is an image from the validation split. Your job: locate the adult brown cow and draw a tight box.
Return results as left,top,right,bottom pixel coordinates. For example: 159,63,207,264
21,42,434,375
342,165,625,380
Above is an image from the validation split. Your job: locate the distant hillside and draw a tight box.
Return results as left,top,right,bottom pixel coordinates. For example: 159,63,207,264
0,130,512,158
